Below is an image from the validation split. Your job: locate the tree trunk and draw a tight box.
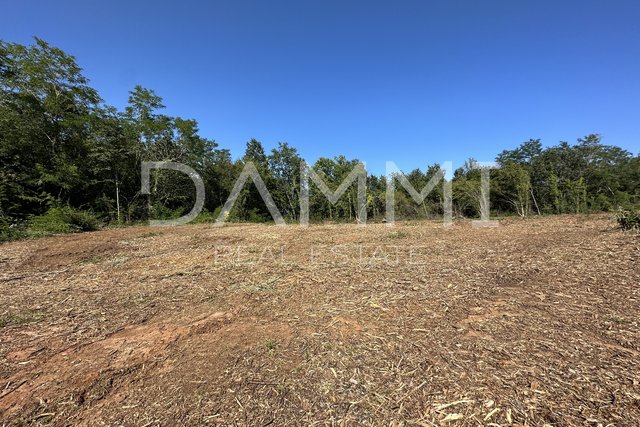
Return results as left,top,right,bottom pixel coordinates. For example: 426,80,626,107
115,174,121,223
531,188,541,215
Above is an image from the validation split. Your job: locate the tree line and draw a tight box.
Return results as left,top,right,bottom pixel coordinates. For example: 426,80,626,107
1,38,639,239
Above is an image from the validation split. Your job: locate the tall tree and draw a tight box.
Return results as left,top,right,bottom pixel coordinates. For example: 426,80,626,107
268,142,302,220
0,37,100,217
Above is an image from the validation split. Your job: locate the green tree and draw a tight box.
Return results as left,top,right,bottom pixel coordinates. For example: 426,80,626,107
0,37,100,217
495,162,532,217
548,173,562,213
268,142,302,221
232,139,272,221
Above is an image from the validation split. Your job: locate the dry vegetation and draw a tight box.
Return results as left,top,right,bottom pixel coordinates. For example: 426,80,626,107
0,215,638,426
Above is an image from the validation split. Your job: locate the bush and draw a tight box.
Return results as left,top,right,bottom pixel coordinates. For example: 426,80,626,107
247,208,268,223
615,207,640,231
29,207,72,235
149,204,186,221
0,215,28,242
192,208,222,224
29,207,101,237
65,209,101,231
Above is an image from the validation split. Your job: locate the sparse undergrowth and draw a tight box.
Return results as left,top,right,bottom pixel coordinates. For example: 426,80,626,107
616,207,640,231
0,311,47,329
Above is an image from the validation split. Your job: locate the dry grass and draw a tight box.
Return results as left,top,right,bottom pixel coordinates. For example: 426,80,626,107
0,215,638,426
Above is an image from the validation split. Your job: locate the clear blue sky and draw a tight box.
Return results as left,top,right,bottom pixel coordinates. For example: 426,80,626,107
3,0,640,174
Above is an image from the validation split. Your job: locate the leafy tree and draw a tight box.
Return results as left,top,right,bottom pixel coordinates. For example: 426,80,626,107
0,37,99,217
548,173,562,213
452,159,483,217
232,139,272,221
496,139,542,166
495,162,532,217
564,177,588,214
268,142,302,220
203,148,238,212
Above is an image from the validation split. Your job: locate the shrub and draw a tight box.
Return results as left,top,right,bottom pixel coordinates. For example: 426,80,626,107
615,207,640,231
192,208,222,224
29,207,72,236
247,208,269,223
0,215,28,242
65,209,101,231
29,207,101,237
149,204,185,220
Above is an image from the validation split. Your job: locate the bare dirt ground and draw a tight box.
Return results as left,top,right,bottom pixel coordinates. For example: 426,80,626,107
0,215,638,426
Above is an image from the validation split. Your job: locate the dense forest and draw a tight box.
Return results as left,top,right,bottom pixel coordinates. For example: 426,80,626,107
1,38,639,240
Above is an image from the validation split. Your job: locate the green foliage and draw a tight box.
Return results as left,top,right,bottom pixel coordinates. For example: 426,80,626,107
387,230,408,239
191,208,221,224
615,208,640,231
548,173,562,213
269,142,302,220
0,215,27,242
28,207,73,235
307,155,365,221
28,206,100,236
494,162,532,216
264,338,279,351
65,208,101,231
452,161,482,217
1,37,639,236
247,208,270,223
496,139,542,165
564,177,588,214
0,310,47,328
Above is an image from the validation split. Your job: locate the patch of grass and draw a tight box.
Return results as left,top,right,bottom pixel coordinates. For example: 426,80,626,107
138,231,163,239
125,293,151,307
0,311,47,328
174,270,194,277
120,231,163,244
31,412,55,424
275,382,289,394
81,254,129,266
608,315,631,325
386,230,408,239
105,255,130,266
231,277,278,293
80,254,107,265
264,338,279,351
191,209,221,224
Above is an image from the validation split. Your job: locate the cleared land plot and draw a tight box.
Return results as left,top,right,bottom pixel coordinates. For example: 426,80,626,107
0,215,638,426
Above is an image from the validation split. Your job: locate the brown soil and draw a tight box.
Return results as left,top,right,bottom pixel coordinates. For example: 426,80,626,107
0,215,638,426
